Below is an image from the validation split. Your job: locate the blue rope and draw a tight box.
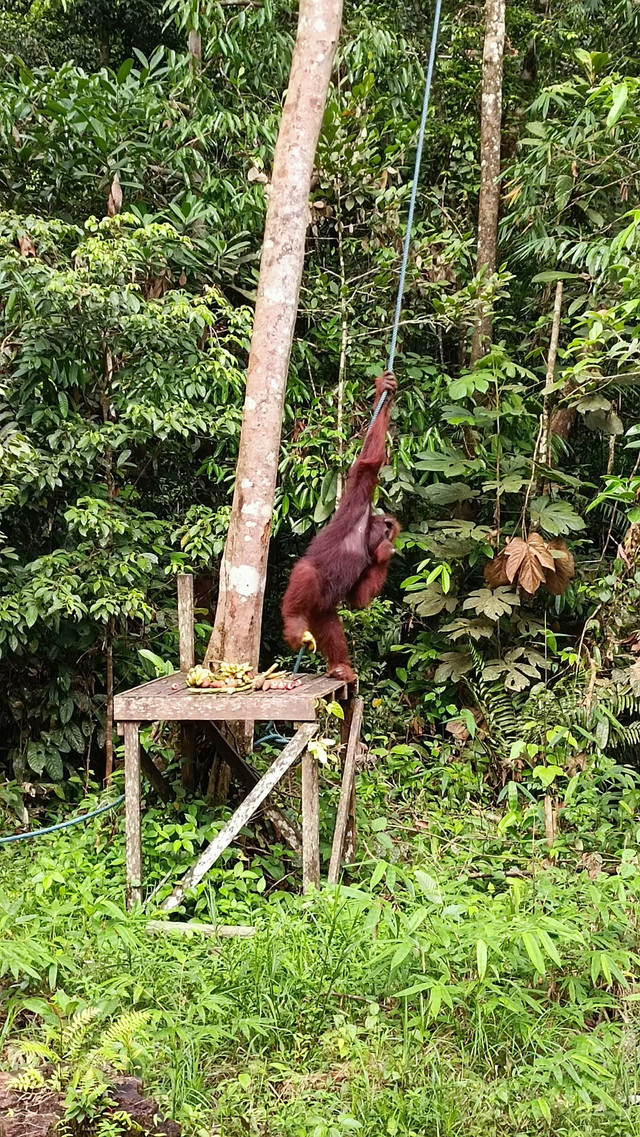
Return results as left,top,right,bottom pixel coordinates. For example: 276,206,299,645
368,391,387,432
386,0,442,376
0,794,125,846
255,644,306,748
361,0,443,441
259,14,442,745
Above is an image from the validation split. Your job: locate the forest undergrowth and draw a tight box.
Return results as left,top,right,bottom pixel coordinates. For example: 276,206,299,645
2,736,640,1137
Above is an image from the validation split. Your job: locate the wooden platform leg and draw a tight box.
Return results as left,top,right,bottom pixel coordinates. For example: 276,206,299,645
124,722,142,909
302,744,320,891
338,695,359,865
328,696,363,883
177,574,197,791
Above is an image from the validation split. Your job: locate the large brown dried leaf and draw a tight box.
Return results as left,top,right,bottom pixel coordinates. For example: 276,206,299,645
543,537,575,595
484,549,509,588
505,533,555,595
446,717,471,742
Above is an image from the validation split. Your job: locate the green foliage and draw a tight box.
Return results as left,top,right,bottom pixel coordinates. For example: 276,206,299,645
7,995,152,1126
2,753,640,1135
4,0,640,1131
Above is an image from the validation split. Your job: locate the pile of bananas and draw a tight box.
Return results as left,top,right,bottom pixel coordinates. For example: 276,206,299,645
186,661,302,694
186,662,255,692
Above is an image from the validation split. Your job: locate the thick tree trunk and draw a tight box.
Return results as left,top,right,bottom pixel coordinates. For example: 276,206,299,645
204,0,343,670
470,0,506,365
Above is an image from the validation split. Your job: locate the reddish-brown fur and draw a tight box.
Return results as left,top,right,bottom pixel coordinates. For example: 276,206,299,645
281,373,400,683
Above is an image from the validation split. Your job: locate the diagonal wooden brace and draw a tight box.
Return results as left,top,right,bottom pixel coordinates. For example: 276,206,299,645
203,722,302,853
162,723,318,911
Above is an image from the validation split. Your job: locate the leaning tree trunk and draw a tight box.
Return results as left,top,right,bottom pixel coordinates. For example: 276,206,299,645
204,0,343,671
470,0,506,365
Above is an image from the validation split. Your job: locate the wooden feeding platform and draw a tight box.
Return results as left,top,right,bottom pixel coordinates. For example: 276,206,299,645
114,575,363,911
114,670,348,724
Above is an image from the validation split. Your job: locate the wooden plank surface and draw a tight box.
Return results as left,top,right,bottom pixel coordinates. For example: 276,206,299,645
162,723,318,911
328,696,363,884
116,672,183,699
146,920,255,938
114,671,347,723
124,723,142,909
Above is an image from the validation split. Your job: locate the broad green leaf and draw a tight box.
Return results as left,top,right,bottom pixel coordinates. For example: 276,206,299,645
390,941,414,970
395,979,432,997
406,581,458,617
25,605,39,628
522,931,546,975
428,984,443,1018
59,697,74,725
529,496,585,536
476,938,488,979
434,652,473,684
415,870,442,904
117,58,134,83
534,1098,552,1124
27,746,46,775
65,722,85,752
422,482,477,505
537,929,562,967
531,764,563,787
531,271,579,283
370,860,386,888
607,83,628,128
44,750,64,781
463,587,519,620
461,708,477,737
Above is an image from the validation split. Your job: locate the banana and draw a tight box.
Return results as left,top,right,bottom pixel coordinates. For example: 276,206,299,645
187,658,295,693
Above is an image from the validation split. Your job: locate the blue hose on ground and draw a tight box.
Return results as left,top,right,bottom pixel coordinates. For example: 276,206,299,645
0,794,125,846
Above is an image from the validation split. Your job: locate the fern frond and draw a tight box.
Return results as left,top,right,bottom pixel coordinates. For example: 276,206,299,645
99,1010,151,1053
7,1038,56,1064
64,1006,99,1062
466,640,520,742
8,1068,46,1092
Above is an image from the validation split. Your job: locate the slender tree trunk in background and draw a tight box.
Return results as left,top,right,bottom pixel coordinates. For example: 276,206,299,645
98,33,110,68
104,620,114,780
539,281,564,472
470,0,506,365
521,281,563,525
103,182,121,780
335,182,348,504
188,29,202,69
101,344,116,781
204,0,344,671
